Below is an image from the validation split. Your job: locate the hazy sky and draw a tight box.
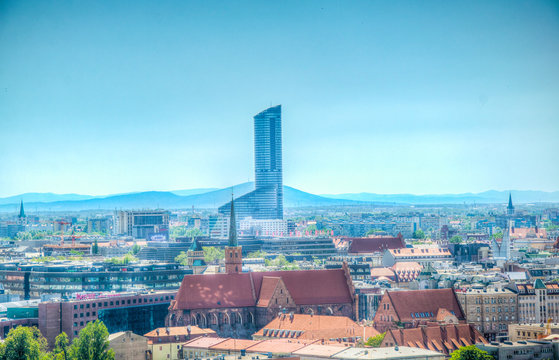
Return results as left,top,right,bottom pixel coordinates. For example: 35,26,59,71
1,0,558,197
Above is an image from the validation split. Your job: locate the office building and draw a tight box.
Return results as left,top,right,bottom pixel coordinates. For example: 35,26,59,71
115,210,169,240
39,290,176,347
219,105,283,220
0,261,189,299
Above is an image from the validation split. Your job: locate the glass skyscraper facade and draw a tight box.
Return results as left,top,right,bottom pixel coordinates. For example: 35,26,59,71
219,105,283,220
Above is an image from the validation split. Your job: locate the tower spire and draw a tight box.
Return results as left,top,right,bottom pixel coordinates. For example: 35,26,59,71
229,194,237,247
507,192,515,215
18,200,25,219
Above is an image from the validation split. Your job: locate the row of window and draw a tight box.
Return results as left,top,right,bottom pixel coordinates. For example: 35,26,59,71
73,295,174,310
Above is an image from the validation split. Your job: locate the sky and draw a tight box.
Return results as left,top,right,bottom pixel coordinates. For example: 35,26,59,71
1,0,558,197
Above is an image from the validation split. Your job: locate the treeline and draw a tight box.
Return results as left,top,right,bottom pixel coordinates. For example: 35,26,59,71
0,320,113,360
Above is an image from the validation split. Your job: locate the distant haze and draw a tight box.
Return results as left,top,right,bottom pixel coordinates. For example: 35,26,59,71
1,1,558,197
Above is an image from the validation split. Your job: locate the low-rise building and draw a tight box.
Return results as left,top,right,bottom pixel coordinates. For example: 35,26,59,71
382,247,453,267
108,331,149,360
373,289,465,332
145,326,217,360
509,323,559,341
381,324,487,356
476,340,555,360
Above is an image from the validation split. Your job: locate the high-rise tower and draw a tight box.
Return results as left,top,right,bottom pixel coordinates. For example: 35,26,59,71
219,105,284,220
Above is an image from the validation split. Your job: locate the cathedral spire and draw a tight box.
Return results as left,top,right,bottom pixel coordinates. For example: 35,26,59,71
507,192,515,215
228,194,237,247
18,200,25,219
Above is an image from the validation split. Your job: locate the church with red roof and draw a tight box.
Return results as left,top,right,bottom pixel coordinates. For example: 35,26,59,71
166,199,357,337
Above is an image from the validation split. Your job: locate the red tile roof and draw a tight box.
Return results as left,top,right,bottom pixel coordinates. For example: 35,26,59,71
385,324,486,355
346,234,405,254
172,269,353,310
257,277,282,307
390,262,422,283
386,289,465,323
253,314,378,341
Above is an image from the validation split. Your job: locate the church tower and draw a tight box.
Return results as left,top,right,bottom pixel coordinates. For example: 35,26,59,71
17,200,26,225
507,193,515,216
225,196,242,274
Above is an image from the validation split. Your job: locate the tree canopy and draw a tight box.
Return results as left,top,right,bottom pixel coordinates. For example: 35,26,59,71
0,326,48,360
365,332,385,347
412,229,425,239
449,345,493,360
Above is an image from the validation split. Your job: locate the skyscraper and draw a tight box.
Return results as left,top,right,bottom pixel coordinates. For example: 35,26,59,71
219,105,283,220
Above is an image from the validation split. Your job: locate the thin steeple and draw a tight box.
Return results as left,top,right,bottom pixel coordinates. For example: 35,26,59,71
228,194,238,247
18,200,25,218
507,192,515,215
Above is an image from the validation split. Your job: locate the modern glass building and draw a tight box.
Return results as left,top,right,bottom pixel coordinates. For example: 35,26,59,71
219,105,283,220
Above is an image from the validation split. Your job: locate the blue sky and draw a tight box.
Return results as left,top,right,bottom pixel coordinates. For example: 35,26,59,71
1,0,558,197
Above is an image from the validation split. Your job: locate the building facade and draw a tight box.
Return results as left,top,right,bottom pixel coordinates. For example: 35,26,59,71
39,290,176,347
0,262,189,299
456,288,518,341
115,210,169,239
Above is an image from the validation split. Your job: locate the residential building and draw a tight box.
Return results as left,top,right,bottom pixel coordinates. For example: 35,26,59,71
509,323,559,341
456,287,518,341
381,324,487,356
373,289,466,332
145,326,217,360
108,331,149,360
511,280,559,324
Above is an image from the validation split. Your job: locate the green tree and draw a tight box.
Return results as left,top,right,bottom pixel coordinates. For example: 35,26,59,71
491,232,503,240
70,320,114,360
449,345,493,360
366,229,383,236
92,239,99,255
129,244,141,255
203,247,225,264
449,235,463,244
0,326,49,360
53,332,70,360
365,332,385,347
246,250,267,258
412,229,425,239
175,251,188,265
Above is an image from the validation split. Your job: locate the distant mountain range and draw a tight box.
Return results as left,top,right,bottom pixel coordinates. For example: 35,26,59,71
0,186,557,212
0,183,361,212
320,190,559,204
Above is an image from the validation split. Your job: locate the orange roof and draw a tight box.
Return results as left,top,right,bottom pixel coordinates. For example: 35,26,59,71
246,339,312,354
257,277,282,307
254,314,378,341
370,268,395,278
209,339,261,351
389,248,451,258
183,337,227,349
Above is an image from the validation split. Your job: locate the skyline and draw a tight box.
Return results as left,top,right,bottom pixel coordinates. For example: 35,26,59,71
1,1,559,197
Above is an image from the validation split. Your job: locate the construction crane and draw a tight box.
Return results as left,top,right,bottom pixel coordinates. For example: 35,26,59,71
54,220,71,245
